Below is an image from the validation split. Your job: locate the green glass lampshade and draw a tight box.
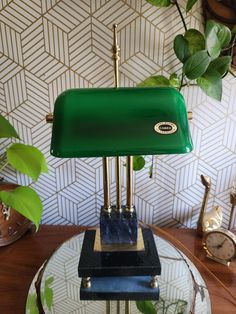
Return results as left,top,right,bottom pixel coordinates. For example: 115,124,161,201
50,87,193,157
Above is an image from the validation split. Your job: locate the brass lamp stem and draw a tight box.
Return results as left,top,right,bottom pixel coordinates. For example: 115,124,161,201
126,156,134,212
112,24,134,214
113,24,120,88
103,157,111,213
112,24,122,212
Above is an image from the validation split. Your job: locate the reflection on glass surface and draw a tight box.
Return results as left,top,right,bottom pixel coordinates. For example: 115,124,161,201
26,232,211,314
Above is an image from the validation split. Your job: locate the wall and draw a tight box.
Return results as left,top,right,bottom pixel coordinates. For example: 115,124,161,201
1,0,236,228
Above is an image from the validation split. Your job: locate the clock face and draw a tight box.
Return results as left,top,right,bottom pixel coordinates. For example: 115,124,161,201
205,230,236,261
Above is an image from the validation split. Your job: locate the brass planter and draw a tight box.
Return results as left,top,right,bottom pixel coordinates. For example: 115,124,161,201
0,181,32,246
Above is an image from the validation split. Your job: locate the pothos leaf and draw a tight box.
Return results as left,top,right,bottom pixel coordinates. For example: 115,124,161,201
183,50,210,79
197,70,222,101
174,35,190,63
7,143,48,181
186,0,198,12
0,114,19,139
0,186,42,230
133,156,146,171
184,29,205,55
138,75,170,87
207,56,232,77
136,301,156,314
145,0,171,7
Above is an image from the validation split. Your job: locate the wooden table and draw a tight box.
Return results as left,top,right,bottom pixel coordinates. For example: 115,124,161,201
0,225,236,314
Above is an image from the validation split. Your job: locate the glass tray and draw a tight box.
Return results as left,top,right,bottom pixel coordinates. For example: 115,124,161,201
26,231,211,314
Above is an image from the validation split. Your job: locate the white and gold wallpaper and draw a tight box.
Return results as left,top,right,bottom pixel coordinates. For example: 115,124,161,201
1,0,236,228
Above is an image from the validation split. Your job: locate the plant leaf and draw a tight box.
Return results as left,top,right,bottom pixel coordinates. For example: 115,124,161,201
183,50,210,79
174,35,190,63
0,186,42,229
133,156,145,171
232,25,236,34
197,70,222,101
186,0,198,12
138,75,169,87
26,293,39,314
169,73,181,88
205,21,221,59
7,143,48,181
184,29,205,55
0,114,19,139
205,20,231,58
145,0,171,7
207,56,232,77
44,276,54,310
45,276,54,286
215,22,232,48
136,301,156,314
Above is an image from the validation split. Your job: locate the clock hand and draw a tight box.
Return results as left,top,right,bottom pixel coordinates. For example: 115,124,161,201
211,239,227,249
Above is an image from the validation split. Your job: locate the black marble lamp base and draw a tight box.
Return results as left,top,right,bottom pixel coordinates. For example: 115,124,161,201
78,227,161,278
80,275,160,300
100,206,138,245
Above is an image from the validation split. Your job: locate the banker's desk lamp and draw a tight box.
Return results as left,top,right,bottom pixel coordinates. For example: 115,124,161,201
47,25,193,313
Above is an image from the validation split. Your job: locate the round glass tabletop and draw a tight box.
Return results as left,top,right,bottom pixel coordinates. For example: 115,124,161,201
26,231,211,314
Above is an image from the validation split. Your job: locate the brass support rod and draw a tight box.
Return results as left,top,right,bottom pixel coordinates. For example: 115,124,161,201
112,23,122,212
106,300,111,314
126,156,134,212
116,300,121,314
125,300,131,314
103,157,111,213
115,157,122,211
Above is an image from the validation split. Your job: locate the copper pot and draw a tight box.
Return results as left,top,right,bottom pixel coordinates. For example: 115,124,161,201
0,181,32,246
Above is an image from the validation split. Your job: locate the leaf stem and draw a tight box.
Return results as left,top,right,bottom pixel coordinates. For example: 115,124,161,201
182,83,198,87
179,73,184,91
230,33,236,58
172,0,187,32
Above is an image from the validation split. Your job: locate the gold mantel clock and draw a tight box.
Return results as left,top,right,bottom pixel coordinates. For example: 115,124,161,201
203,228,236,266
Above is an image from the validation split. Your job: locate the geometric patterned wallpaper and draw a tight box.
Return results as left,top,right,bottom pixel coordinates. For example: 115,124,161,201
0,0,236,229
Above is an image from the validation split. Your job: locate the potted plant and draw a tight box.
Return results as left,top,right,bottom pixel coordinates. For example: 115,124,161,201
132,0,235,176
0,113,47,245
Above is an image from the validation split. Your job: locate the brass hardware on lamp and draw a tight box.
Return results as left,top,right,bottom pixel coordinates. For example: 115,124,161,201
102,156,111,214
187,111,193,120
46,113,54,123
112,24,122,213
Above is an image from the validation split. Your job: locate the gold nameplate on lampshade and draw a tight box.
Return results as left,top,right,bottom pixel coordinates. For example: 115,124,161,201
50,87,193,158
94,228,145,252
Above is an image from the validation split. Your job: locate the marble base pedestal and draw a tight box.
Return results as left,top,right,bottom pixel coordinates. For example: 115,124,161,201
100,206,138,245
78,228,161,300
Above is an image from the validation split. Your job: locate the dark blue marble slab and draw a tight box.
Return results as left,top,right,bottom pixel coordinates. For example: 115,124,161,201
80,275,160,300
100,206,138,245
78,228,161,278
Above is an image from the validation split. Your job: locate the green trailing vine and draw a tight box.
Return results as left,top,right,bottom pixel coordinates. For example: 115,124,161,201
0,114,48,229
133,0,235,175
